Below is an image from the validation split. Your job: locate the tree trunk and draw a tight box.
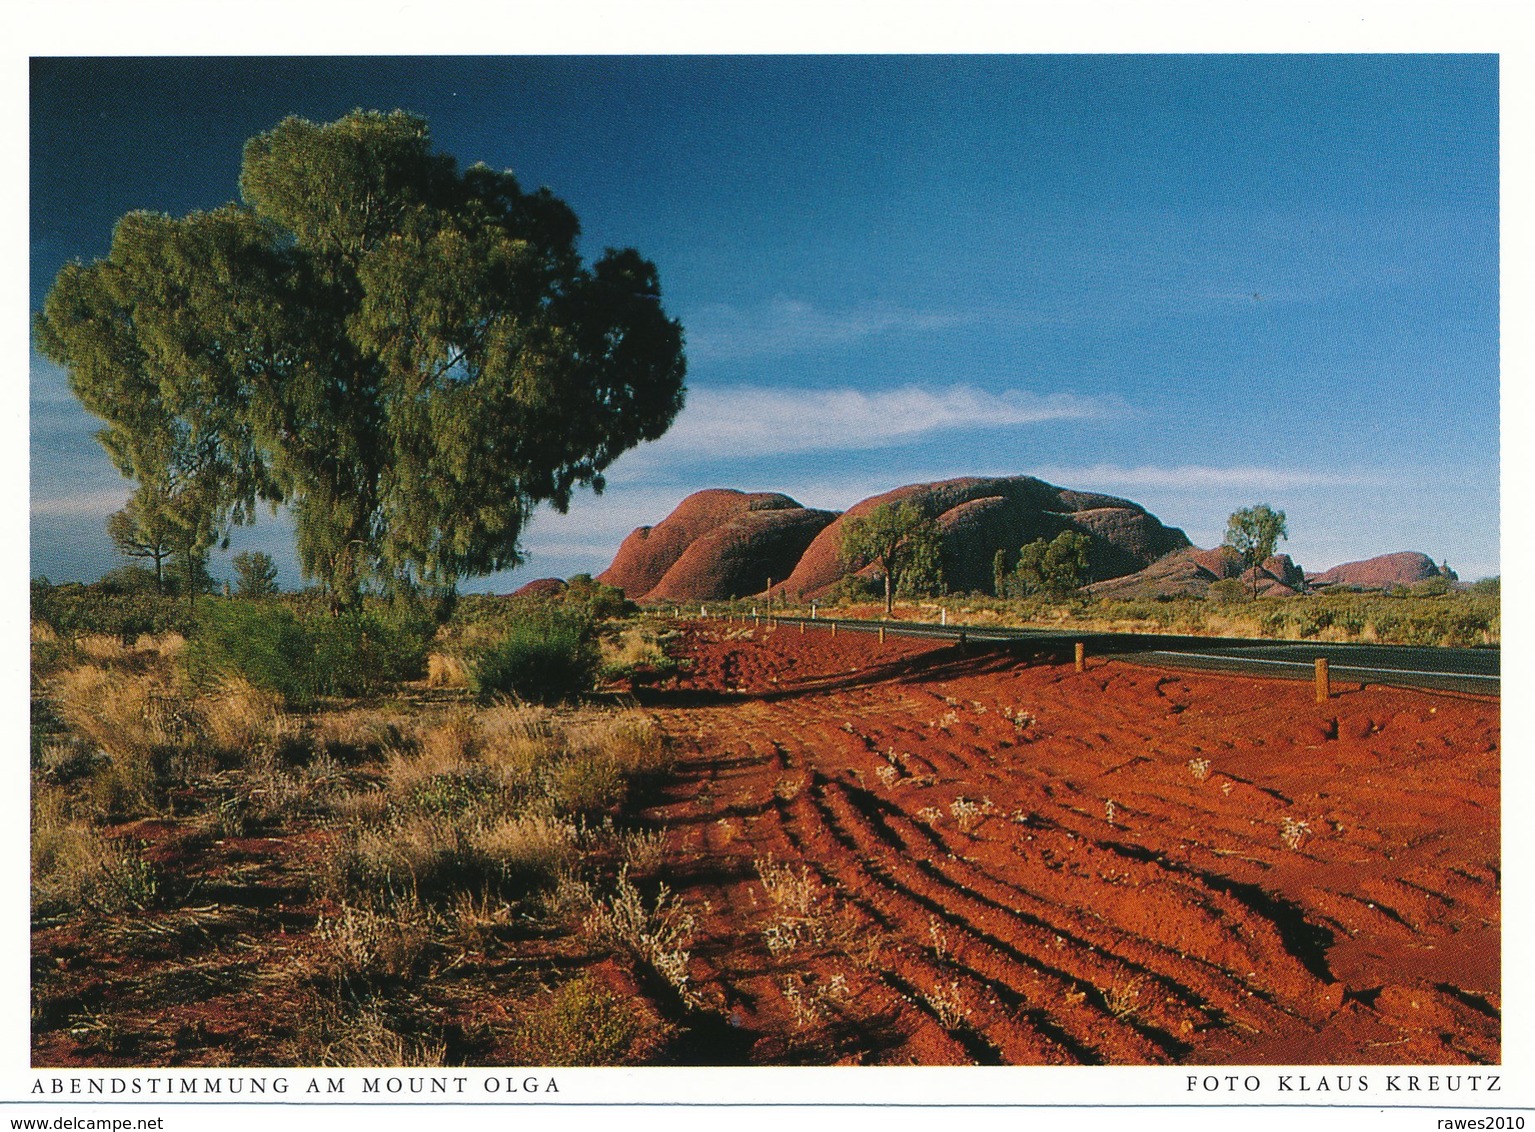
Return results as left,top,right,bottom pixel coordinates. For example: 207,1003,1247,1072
884,570,893,616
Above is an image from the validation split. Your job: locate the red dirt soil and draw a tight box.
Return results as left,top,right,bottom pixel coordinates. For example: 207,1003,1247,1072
636,621,1499,1065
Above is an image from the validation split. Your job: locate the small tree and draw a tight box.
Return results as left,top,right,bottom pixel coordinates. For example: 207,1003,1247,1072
1015,531,1091,597
839,502,943,615
168,545,215,600
232,550,280,597
1223,504,1288,598
106,500,175,593
992,547,1011,599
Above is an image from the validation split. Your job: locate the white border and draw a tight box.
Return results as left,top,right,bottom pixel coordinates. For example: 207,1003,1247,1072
5,4,1526,1128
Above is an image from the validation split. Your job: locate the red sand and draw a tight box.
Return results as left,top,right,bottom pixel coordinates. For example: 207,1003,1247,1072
638,621,1499,1064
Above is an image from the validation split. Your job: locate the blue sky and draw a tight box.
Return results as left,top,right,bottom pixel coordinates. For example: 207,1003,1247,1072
29,54,1500,590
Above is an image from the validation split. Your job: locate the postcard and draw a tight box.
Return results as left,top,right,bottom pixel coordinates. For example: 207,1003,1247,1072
8,8,1524,1130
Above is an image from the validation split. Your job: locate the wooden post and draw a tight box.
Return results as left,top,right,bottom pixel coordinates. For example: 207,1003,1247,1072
878,625,886,644
830,621,837,636
799,620,805,635
1315,657,1330,702
1075,642,1085,673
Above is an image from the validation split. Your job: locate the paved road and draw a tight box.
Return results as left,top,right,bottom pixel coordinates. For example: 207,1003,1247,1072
753,614,1499,696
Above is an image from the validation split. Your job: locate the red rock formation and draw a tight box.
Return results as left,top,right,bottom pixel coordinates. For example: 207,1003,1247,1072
599,489,836,602
774,476,1190,600
1309,551,1442,590
509,577,567,599
597,490,811,599
1084,548,1305,599
646,507,838,603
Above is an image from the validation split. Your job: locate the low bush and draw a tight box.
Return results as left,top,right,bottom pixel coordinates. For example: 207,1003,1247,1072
469,612,599,705
181,601,429,706
504,976,642,1066
32,579,193,645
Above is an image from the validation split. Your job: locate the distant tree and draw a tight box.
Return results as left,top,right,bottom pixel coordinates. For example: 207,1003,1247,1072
561,573,634,621
992,547,1011,599
168,546,215,599
1015,531,1091,597
106,498,176,593
99,564,161,595
232,550,280,597
36,109,686,612
839,502,943,615
1467,576,1500,598
1223,504,1288,598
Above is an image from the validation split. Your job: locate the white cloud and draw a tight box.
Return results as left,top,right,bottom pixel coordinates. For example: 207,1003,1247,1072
31,489,130,518
1029,463,1388,491
685,298,978,361
632,383,1111,463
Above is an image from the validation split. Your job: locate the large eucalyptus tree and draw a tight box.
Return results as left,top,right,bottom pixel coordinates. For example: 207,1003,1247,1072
38,110,686,609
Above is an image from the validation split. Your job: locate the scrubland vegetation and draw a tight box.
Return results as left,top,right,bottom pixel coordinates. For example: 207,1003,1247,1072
770,576,1500,649
30,579,691,1067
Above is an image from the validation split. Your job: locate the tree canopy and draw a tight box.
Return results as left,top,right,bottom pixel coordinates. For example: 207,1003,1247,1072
1015,530,1091,597
838,501,943,615
37,109,687,608
1223,504,1288,596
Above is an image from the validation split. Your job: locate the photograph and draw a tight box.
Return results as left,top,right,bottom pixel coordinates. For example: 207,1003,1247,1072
10,13,1520,1128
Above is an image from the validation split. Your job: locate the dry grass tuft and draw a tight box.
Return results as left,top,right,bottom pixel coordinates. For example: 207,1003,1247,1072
32,821,161,918
425,651,471,688
583,867,696,1002
200,680,295,760
304,1003,447,1068
503,976,645,1065
313,901,432,987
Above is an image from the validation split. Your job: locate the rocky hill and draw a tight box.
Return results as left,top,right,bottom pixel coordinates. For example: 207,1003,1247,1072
1084,547,1306,599
597,489,837,603
1307,551,1444,590
600,477,1190,603
593,480,1456,604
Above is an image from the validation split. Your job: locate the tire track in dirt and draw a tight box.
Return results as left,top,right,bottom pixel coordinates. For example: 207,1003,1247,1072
640,621,1499,1064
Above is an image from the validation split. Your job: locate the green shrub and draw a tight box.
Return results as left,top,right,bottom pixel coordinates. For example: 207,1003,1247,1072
32,579,193,644
562,574,636,621
181,601,428,706
1206,578,1251,604
308,611,429,697
470,613,599,705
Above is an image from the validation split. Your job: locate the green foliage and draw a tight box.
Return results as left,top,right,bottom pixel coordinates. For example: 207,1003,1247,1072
1206,577,1252,604
470,612,600,705
180,601,428,706
1223,504,1288,596
99,564,162,596
561,574,636,621
1468,576,1500,597
31,579,194,644
1015,531,1091,597
232,550,280,597
37,109,686,609
992,547,1010,598
839,501,944,614
832,573,883,603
